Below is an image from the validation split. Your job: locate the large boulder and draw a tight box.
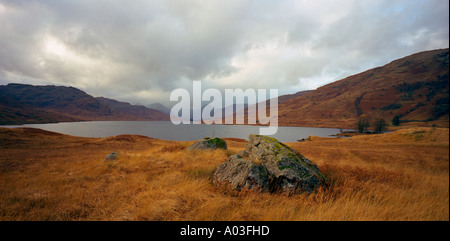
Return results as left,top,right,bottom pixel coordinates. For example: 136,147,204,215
187,137,227,151
213,135,325,194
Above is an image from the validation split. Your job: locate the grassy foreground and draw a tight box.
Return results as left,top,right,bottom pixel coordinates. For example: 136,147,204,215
0,127,448,221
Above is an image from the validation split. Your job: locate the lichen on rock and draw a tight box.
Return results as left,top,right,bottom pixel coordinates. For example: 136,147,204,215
213,135,325,194
187,137,228,151
213,154,268,191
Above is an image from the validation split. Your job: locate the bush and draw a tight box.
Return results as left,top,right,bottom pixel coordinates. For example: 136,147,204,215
433,97,449,119
392,115,400,126
381,103,402,111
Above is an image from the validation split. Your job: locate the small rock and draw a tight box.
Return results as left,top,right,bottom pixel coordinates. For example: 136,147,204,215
187,137,227,151
105,152,119,161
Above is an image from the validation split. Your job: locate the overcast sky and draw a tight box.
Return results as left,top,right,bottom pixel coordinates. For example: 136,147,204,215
0,0,448,107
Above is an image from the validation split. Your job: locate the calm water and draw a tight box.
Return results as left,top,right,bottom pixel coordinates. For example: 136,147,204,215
3,121,346,143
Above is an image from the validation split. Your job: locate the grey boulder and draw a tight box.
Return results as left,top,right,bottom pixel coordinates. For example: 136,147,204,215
213,135,325,194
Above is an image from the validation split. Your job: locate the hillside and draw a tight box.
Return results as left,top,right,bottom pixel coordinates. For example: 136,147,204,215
96,97,170,121
0,84,169,125
216,89,312,124
276,48,449,128
147,103,171,115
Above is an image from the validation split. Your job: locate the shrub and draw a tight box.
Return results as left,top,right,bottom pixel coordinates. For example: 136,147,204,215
392,115,400,126
381,103,402,111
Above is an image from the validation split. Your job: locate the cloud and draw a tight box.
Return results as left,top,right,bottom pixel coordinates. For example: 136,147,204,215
0,0,448,106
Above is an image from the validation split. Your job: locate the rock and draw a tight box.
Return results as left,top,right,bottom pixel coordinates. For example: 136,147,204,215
246,135,325,193
213,154,268,191
187,137,227,151
213,135,325,194
105,152,119,161
237,150,249,158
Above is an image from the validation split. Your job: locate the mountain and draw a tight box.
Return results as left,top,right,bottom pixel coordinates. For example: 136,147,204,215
0,84,169,125
147,103,171,115
278,90,312,103
216,89,311,124
96,97,170,121
276,48,449,128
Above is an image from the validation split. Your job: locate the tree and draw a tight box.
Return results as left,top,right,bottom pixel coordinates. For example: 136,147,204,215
392,115,400,126
357,114,370,133
373,118,388,134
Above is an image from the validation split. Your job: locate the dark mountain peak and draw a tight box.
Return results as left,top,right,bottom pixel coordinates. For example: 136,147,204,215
147,103,171,115
0,84,169,125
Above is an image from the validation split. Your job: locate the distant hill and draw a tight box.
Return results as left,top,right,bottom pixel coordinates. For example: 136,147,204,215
147,103,171,115
276,48,449,128
216,89,311,124
96,97,170,121
0,84,169,125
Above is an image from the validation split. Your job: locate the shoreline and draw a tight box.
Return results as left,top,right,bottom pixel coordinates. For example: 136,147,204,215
1,119,447,129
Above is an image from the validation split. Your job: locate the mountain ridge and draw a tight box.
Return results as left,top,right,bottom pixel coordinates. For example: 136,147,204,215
275,48,449,128
0,83,169,125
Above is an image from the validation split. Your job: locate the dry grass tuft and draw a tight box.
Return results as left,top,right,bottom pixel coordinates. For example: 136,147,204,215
0,127,448,221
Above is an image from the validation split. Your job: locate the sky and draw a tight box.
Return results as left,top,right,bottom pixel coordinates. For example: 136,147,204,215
0,0,448,107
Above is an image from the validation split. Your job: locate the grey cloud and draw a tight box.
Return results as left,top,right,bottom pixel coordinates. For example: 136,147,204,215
0,0,448,106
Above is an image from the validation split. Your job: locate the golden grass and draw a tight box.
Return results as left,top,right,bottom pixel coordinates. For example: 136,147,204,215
0,127,448,221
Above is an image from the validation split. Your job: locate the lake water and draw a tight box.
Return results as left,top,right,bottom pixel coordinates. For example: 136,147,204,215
3,121,346,143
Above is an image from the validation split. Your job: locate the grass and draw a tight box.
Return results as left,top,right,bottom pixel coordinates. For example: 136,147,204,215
0,127,448,221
